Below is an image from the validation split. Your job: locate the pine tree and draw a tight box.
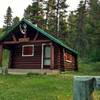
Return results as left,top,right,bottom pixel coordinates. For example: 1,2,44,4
67,11,77,47
44,0,57,34
4,6,13,31
44,0,68,38
57,0,68,38
24,5,32,20
75,0,88,57
24,0,44,28
87,0,100,61
12,16,20,26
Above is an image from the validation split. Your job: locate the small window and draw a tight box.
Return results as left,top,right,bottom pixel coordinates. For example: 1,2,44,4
64,53,72,62
22,45,34,56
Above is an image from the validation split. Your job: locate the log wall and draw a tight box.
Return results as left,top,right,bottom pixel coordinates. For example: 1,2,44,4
11,43,42,69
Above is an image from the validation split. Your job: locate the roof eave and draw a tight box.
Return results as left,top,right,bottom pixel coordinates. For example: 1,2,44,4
0,18,78,55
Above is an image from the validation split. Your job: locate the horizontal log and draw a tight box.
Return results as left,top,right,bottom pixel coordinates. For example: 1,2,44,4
3,40,51,45
13,63,41,65
13,66,41,69
13,64,41,66
14,56,41,59
14,62,41,64
13,60,41,62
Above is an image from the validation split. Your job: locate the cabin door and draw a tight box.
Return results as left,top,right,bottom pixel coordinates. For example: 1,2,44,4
41,44,51,69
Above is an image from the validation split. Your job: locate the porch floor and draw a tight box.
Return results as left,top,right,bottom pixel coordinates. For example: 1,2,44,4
0,68,60,75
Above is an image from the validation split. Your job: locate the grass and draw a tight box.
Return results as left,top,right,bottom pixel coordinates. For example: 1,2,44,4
66,62,100,76
0,62,100,100
0,74,73,100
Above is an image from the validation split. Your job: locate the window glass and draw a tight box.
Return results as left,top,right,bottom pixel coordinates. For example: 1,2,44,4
44,46,50,58
22,45,34,56
43,45,51,65
44,59,51,65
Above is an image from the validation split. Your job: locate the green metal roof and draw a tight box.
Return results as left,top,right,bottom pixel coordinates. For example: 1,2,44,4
0,18,78,55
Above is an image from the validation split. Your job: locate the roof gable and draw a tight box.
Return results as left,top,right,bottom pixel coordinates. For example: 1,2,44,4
0,18,78,55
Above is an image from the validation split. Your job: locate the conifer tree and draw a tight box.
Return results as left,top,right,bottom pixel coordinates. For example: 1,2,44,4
12,16,20,26
57,0,68,38
75,0,88,57
87,0,100,61
24,0,44,28
67,11,77,47
44,0,56,34
4,6,13,31
44,0,68,38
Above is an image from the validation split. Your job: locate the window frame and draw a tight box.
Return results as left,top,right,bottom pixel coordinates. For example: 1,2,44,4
22,45,34,57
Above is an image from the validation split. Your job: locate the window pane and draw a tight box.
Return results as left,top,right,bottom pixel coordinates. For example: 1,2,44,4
44,46,50,58
22,45,34,56
44,59,50,65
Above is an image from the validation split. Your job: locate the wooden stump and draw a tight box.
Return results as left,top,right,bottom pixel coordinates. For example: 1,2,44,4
73,76,96,100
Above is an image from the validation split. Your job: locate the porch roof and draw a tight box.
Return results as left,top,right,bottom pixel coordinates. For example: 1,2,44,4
0,18,78,55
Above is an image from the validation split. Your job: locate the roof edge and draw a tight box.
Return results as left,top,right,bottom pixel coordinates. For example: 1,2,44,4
0,18,78,55
23,19,78,55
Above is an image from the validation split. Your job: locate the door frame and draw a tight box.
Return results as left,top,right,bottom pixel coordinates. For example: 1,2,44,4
41,43,51,69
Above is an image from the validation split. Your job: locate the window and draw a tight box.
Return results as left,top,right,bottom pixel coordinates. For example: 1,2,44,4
22,45,34,56
43,45,51,65
64,53,72,62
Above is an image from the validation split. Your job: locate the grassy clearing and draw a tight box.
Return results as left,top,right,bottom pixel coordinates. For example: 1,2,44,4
66,62,100,76
0,74,73,100
0,62,100,100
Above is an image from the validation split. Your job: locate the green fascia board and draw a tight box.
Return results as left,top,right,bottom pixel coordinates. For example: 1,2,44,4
23,19,78,55
0,18,78,55
0,21,22,41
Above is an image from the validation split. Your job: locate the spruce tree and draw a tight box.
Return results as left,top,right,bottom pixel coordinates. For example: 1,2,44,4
44,0,68,38
75,0,88,57
67,11,77,47
24,0,44,28
12,16,20,26
4,6,13,31
87,0,100,61
57,0,68,38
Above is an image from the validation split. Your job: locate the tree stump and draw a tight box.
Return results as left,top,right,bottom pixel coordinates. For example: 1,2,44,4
73,76,96,100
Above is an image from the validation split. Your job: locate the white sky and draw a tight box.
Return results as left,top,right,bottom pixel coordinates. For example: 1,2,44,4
0,0,81,28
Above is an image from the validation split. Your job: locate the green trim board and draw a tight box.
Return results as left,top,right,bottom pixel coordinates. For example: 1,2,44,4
0,18,78,55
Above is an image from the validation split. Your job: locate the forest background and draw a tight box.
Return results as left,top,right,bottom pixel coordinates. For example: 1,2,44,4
0,0,100,63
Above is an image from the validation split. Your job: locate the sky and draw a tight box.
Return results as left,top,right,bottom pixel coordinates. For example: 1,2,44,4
0,0,81,28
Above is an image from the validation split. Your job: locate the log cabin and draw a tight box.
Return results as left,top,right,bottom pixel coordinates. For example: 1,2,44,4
0,19,78,71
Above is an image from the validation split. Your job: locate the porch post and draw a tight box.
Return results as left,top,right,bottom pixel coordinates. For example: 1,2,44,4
41,43,44,69
0,44,3,68
8,50,12,68
50,43,54,70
